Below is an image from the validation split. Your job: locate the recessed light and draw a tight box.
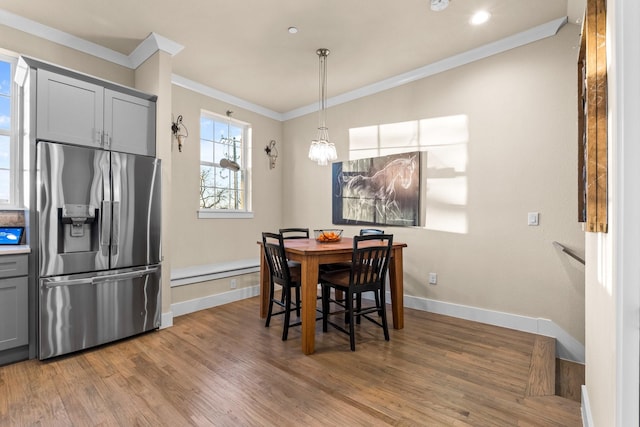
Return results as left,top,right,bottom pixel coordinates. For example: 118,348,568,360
288,26,298,34
470,10,491,25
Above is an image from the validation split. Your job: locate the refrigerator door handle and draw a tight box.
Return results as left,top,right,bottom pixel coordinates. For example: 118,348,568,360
91,266,159,284
42,266,160,288
100,200,111,251
42,277,94,288
112,201,120,255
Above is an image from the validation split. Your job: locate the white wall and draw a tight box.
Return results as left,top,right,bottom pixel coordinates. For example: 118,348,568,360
169,85,284,304
283,24,585,348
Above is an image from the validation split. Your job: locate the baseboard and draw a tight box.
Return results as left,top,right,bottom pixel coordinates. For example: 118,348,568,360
581,385,593,427
403,295,585,363
161,311,174,329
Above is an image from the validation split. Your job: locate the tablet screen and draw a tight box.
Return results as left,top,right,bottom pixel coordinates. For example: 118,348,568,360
0,227,24,245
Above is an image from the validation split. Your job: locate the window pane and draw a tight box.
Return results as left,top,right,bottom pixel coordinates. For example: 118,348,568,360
230,124,242,142
236,189,245,209
0,59,13,206
200,165,218,209
214,141,229,164
0,61,10,96
0,169,9,203
216,167,231,187
0,96,9,131
215,121,228,141
232,140,242,166
0,135,9,169
200,117,214,141
200,139,213,163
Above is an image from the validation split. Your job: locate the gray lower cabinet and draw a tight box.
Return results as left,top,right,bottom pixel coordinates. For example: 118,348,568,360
0,255,28,353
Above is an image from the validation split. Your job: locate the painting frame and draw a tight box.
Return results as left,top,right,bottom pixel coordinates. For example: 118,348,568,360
332,151,421,227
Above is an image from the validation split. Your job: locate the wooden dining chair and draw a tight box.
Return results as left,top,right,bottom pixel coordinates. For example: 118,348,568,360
262,232,302,340
320,234,393,351
279,227,325,305
321,228,387,316
279,227,309,272
278,228,309,301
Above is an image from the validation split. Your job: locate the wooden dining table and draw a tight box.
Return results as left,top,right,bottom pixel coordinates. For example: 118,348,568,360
259,237,407,354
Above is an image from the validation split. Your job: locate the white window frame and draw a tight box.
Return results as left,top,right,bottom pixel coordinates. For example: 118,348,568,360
198,110,253,219
0,53,21,208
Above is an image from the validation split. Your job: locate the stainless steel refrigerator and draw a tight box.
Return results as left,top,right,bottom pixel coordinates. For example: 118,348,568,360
37,141,161,359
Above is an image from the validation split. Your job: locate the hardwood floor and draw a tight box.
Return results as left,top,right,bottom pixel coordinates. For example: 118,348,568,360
0,296,582,426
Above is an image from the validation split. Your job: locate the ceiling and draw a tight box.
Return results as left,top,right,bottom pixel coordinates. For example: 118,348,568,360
0,0,585,115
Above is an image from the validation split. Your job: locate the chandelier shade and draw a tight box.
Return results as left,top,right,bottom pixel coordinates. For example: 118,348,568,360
308,48,337,166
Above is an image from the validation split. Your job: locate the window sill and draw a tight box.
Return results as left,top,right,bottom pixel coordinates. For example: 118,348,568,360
198,210,254,219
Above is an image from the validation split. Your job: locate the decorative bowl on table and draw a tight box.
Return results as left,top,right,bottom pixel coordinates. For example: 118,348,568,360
314,229,343,243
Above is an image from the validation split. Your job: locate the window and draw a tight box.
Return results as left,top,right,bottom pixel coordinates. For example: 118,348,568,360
199,111,252,218
0,55,19,207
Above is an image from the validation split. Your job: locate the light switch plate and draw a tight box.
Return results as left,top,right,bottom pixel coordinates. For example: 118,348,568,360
528,212,539,226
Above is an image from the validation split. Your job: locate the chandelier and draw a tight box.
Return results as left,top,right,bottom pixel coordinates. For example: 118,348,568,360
308,48,337,166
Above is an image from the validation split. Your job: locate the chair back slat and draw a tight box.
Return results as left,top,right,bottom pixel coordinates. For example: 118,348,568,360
359,228,384,236
279,228,309,240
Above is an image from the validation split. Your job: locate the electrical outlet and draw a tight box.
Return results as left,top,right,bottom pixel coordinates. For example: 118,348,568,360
429,273,437,285
230,279,237,289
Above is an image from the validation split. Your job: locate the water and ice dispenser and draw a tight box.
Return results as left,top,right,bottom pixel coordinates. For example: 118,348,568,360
60,204,97,253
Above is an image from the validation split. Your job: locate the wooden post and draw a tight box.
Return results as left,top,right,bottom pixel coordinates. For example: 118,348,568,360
579,0,608,233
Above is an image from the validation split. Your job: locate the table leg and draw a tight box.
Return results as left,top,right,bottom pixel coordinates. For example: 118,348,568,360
259,245,269,319
388,247,404,329
301,256,320,355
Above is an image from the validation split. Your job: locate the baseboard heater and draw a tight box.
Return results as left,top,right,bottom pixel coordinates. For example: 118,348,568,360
170,258,260,287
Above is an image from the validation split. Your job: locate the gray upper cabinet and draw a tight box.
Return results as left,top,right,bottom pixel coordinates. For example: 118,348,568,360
105,89,156,156
35,68,156,157
36,69,104,149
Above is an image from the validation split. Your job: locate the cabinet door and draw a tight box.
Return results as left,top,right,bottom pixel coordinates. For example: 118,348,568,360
0,276,28,351
105,89,156,156
36,69,104,148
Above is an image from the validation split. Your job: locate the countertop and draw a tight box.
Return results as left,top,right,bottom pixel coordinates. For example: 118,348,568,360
0,245,31,255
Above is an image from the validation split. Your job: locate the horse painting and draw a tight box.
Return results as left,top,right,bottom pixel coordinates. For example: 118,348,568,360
333,152,420,226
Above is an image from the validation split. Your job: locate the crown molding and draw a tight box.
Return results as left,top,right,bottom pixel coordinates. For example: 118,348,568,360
282,16,568,121
171,74,284,121
0,8,183,69
129,32,184,68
